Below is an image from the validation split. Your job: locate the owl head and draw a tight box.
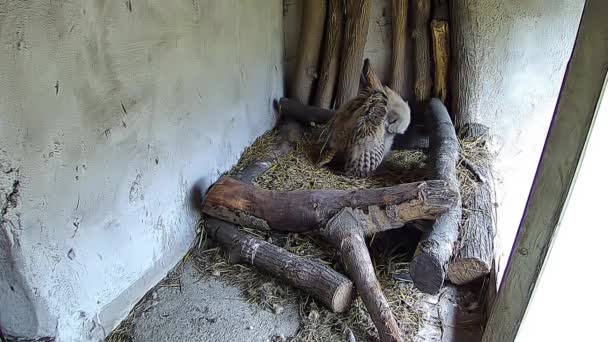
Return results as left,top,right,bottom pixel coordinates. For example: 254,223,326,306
383,86,411,135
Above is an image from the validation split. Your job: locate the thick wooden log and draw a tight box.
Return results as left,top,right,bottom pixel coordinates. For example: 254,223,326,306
410,98,462,294
389,0,409,98
205,218,354,312
323,208,403,342
203,176,457,233
447,126,496,285
412,0,432,103
206,121,356,313
314,0,344,109
291,0,327,104
334,0,371,107
431,0,449,104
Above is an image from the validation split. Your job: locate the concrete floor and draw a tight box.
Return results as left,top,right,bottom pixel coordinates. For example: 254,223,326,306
124,261,300,342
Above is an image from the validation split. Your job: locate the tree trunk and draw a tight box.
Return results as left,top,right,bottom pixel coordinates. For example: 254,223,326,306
334,0,371,107
412,0,432,103
203,176,457,233
323,208,404,342
314,0,344,109
410,98,462,294
291,0,327,104
447,125,496,285
205,218,354,312
449,1,482,128
389,0,409,98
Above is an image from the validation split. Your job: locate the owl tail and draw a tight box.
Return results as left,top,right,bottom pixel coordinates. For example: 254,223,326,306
317,147,336,166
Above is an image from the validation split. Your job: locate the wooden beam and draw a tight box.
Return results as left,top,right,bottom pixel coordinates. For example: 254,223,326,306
482,2,608,341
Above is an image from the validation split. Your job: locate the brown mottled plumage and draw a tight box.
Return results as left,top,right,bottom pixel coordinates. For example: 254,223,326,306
318,86,411,177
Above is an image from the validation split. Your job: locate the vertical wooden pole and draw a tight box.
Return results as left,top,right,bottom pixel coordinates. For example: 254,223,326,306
334,0,371,107
389,0,409,98
314,0,344,109
412,0,432,104
291,0,327,104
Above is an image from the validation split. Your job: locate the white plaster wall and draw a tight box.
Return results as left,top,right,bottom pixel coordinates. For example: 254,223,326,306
455,1,584,280
284,0,584,282
0,0,283,341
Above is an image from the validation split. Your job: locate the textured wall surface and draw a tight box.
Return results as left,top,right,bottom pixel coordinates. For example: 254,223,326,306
0,0,283,340
450,0,584,279
284,0,585,281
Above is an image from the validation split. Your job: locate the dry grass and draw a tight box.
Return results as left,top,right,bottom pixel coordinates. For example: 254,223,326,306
107,126,493,342
192,127,493,341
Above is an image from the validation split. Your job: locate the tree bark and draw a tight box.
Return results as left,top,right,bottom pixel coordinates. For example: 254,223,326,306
389,0,408,98
412,0,432,103
203,176,457,233
291,0,327,104
314,0,344,109
431,17,449,104
205,218,354,312
206,120,357,313
410,98,462,294
447,125,496,285
323,208,404,342
449,1,482,128
334,0,371,107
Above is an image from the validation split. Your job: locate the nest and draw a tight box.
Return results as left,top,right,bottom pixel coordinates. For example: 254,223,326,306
191,127,493,342
106,125,491,342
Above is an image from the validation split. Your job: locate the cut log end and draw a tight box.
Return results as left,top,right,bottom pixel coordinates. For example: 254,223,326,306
447,258,491,285
410,252,445,294
333,282,355,313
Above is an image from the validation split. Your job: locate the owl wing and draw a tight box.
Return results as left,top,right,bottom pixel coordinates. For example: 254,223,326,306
318,92,371,166
344,90,389,177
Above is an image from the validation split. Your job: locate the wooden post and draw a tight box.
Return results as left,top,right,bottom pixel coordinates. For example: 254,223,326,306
483,2,608,341
412,0,432,103
410,98,462,294
389,0,409,98
291,0,327,104
431,0,449,104
334,0,371,107
448,0,481,128
314,0,344,109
